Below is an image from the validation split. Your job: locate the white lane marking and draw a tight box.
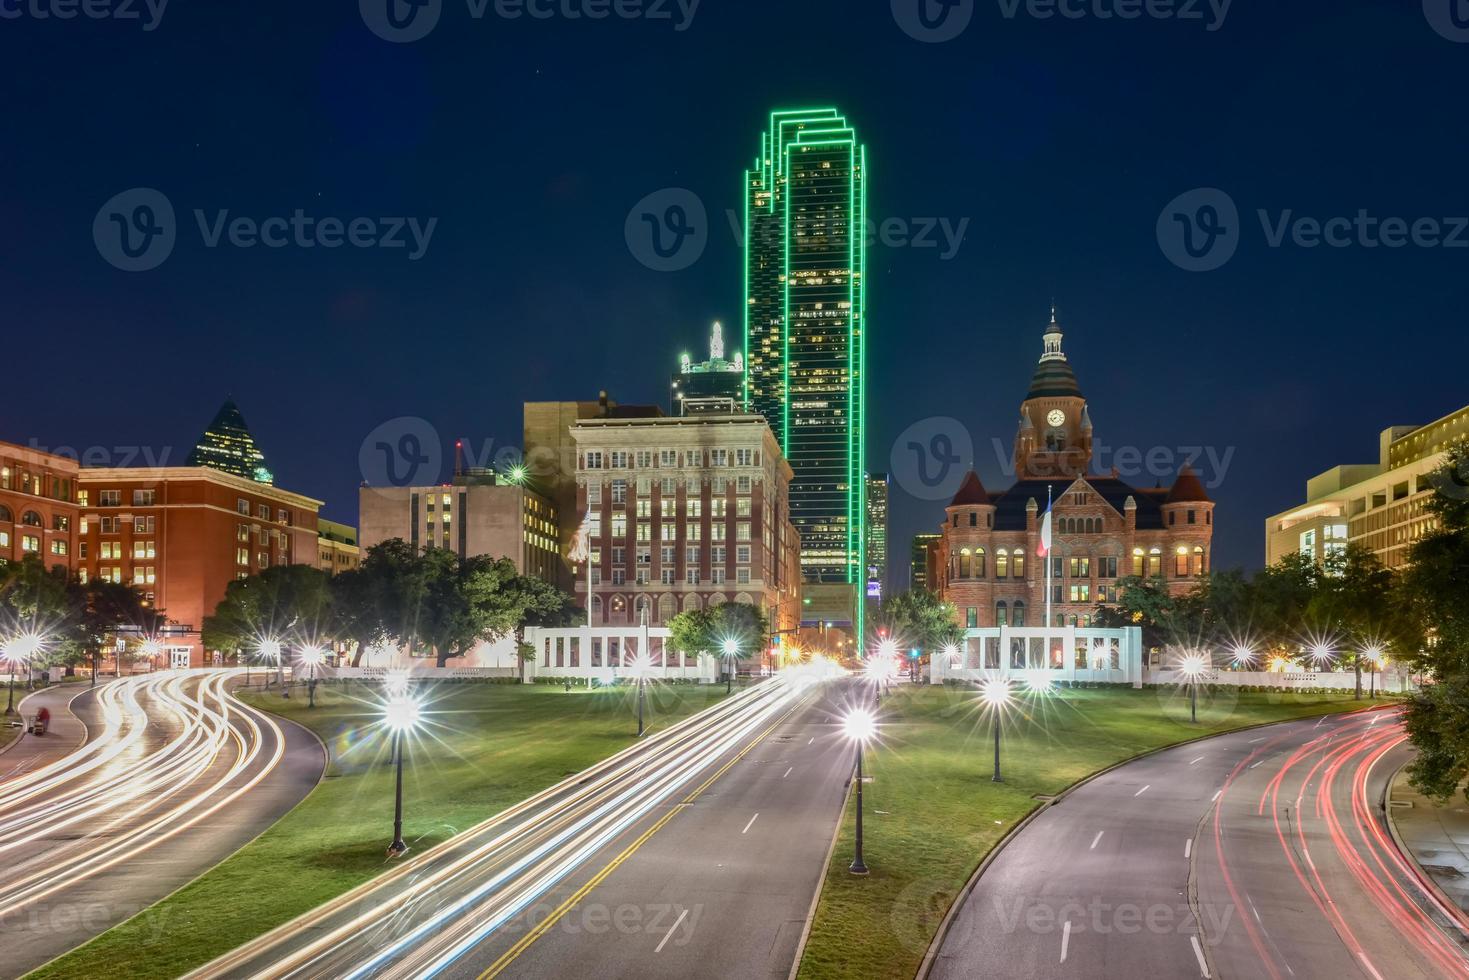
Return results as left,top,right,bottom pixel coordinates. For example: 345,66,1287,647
1211,790,1223,803
655,907,690,953
1314,716,1327,729
1190,757,1205,765
1135,785,1150,797
1303,848,1315,871
808,737,814,745
1090,831,1104,850
1185,838,1193,859
1060,920,1072,963
783,767,792,778
1357,951,1385,980
1370,714,1382,726
1249,736,1267,743
742,813,759,835
1190,935,1211,977
1249,761,1264,769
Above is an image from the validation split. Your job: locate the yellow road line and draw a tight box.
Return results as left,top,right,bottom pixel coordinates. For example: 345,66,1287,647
477,696,807,980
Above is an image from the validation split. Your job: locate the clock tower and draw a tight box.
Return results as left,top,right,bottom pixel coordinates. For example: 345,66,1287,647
1014,309,1092,479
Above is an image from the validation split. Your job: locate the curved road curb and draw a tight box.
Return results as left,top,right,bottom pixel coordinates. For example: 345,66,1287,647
913,702,1397,980
0,683,92,762
1382,757,1469,935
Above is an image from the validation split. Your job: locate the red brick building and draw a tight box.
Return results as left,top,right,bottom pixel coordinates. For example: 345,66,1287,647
0,442,80,573
77,467,322,667
934,314,1214,629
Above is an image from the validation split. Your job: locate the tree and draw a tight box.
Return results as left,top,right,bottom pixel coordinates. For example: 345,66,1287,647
1309,545,1412,698
203,564,333,684
498,574,577,681
667,601,769,673
1401,445,1469,802
877,589,962,653
0,556,84,672
76,580,168,679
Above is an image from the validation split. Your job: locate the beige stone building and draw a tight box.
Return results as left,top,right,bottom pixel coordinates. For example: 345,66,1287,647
1266,404,1469,571
316,519,361,576
934,314,1215,629
571,400,802,639
358,470,561,585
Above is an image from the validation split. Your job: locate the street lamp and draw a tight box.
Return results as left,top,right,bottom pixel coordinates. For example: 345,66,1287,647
1178,652,1209,724
629,652,653,737
258,638,284,693
2,634,42,716
140,638,162,673
843,707,878,875
301,646,327,709
384,695,422,857
1231,645,1257,669
1365,646,1387,699
980,678,1013,782
722,638,740,695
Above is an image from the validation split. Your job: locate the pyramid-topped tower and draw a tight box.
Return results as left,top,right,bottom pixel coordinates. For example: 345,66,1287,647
186,398,273,485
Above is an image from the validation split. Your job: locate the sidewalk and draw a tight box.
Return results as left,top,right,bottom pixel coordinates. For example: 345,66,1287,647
1389,767,1469,914
0,682,90,779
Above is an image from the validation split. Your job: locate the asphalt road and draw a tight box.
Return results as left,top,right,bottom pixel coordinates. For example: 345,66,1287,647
930,706,1469,980
194,670,855,980
0,671,323,976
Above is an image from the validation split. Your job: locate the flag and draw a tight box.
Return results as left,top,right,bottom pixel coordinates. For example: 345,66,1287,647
1037,502,1053,557
568,510,592,564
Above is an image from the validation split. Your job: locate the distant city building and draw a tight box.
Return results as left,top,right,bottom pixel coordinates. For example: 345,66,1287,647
865,473,889,599
934,312,1214,629
0,441,80,574
187,398,274,485
77,467,323,667
1266,403,1469,571
672,322,744,415
743,108,868,627
911,533,940,592
358,469,561,585
316,519,360,576
571,407,801,637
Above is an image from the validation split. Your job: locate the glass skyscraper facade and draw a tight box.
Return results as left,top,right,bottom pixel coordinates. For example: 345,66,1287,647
743,108,867,605
187,398,274,485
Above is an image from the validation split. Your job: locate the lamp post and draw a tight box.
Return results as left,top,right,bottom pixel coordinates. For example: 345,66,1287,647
1178,652,1208,724
301,646,326,709
722,638,740,695
629,653,652,737
384,695,421,857
843,707,877,875
258,638,283,693
3,634,42,715
981,678,1012,782
1365,647,1386,700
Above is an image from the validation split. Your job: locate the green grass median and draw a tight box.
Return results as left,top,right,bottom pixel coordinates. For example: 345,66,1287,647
796,683,1386,980
27,679,730,980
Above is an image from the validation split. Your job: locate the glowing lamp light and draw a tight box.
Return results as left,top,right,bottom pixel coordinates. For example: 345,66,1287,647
5,633,44,663
843,707,877,743
628,653,654,680
140,638,163,658
1231,646,1257,668
385,669,410,695
1364,646,1388,669
300,646,328,668
980,677,1013,709
1024,669,1054,695
1310,644,1335,668
383,696,422,733
877,639,899,660
1178,652,1209,681
257,638,283,663
942,644,961,665
722,638,740,657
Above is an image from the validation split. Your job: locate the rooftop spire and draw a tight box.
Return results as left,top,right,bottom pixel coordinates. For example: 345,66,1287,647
710,320,725,361
1025,308,1083,400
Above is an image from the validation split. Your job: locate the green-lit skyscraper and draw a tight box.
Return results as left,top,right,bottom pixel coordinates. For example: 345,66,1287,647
743,108,867,612
187,397,274,485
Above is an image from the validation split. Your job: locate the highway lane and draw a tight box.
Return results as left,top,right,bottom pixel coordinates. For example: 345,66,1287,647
438,678,860,980
930,706,1469,980
194,669,843,980
0,670,323,975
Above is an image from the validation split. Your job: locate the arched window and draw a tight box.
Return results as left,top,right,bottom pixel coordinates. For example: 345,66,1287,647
996,549,1010,579
609,594,628,624
959,549,972,579
707,593,727,608
1132,547,1145,577
682,594,702,613
1013,549,1026,578
1175,547,1191,577
590,595,604,622
634,595,651,622
1069,614,1079,627
996,601,1008,627
658,594,678,623
20,511,42,527
0,505,11,523
1192,546,1207,576
1013,601,1026,627
1148,548,1163,578
734,592,754,608
974,547,986,578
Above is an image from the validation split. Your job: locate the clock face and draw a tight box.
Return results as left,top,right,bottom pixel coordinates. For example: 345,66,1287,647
1047,409,1067,428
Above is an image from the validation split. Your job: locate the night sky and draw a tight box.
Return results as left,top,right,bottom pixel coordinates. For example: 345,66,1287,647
3,0,1465,574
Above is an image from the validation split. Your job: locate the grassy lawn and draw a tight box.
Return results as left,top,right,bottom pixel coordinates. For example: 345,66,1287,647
796,683,1389,980
28,679,731,980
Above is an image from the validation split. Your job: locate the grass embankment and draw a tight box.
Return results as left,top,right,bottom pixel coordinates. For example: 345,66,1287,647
797,684,1387,980
29,680,730,980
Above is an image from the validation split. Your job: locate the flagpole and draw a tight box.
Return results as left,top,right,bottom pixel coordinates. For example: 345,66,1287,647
1044,485,1053,631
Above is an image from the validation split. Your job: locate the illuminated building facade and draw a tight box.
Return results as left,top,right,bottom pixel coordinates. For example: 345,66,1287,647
911,533,940,592
672,322,745,415
0,441,80,573
1266,403,1469,571
187,398,274,485
316,519,361,576
742,108,867,640
865,472,889,599
933,312,1214,629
